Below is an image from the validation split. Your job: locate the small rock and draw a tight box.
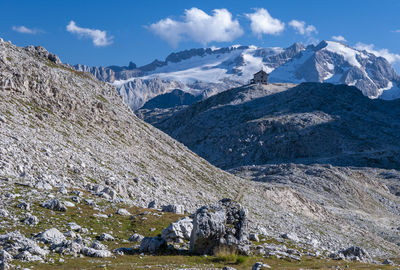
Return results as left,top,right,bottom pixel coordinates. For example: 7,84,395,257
252,262,271,269
250,233,259,242
58,187,68,194
0,209,9,218
81,247,111,258
116,208,130,216
63,201,75,207
162,204,185,214
148,200,157,209
67,222,82,231
382,259,393,265
281,232,299,242
128,233,144,242
41,198,67,212
23,213,39,226
17,202,30,211
97,233,115,241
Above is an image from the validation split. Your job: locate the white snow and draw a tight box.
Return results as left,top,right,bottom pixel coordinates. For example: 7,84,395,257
324,41,362,68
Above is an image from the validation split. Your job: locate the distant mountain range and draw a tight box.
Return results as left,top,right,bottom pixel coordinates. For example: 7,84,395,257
74,41,400,110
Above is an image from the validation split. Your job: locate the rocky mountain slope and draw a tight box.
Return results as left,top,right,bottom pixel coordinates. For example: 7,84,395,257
75,41,400,110
1,39,400,268
148,83,400,170
0,39,240,212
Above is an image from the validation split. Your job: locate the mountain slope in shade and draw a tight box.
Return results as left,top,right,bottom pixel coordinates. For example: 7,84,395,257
141,89,202,109
149,82,400,170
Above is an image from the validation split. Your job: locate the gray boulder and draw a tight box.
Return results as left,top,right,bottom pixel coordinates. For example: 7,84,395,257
190,198,249,255
252,262,271,269
249,233,259,242
81,247,111,258
139,236,167,254
97,233,114,241
23,214,39,226
128,233,144,242
162,204,185,214
36,228,66,245
116,208,130,216
17,202,30,211
0,209,9,218
162,217,193,243
41,199,67,212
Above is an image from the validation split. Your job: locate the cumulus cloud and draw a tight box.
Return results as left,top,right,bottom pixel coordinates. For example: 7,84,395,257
12,26,39,34
355,42,400,64
289,20,317,35
245,8,285,36
332,35,347,42
148,8,243,47
66,21,112,47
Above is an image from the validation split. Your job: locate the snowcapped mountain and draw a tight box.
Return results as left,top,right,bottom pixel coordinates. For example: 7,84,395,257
269,41,400,98
74,41,400,110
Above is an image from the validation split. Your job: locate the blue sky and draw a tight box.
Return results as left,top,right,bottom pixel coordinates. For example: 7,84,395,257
1,0,399,71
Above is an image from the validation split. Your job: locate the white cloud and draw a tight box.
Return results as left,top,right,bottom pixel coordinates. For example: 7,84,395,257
355,42,400,64
245,8,285,36
148,8,243,47
394,30,400,33
332,35,346,42
12,26,39,34
66,21,112,47
289,20,317,35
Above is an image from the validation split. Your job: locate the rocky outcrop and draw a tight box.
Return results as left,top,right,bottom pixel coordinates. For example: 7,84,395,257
162,217,193,243
190,198,249,255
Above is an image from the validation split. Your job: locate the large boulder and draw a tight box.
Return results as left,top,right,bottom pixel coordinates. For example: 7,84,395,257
139,236,167,254
41,199,67,212
190,198,249,255
36,228,66,245
162,217,193,243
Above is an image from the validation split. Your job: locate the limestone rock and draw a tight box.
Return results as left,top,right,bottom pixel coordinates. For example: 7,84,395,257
23,213,39,226
36,228,66,245
162,204,185,214
128,233,144,242
190,198,249,255
97,233,114,241
116,208,130,216
252,262,271,269
139,236,167,254
162,217,193,243
41,199,67,212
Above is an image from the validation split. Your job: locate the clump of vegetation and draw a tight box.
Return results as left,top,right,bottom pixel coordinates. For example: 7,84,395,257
213,245,248,265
